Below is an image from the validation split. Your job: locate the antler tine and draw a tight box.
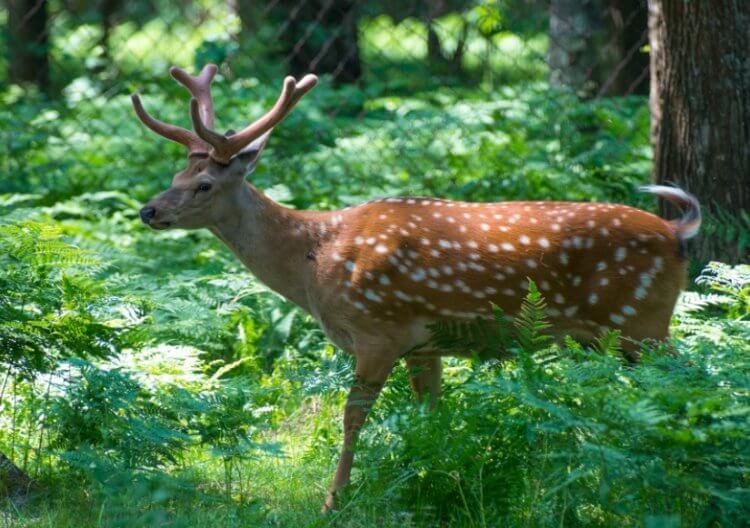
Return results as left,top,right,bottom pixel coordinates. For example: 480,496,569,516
131,93,208,155
283,73,318,113
170,64,218,129
190,75,317,164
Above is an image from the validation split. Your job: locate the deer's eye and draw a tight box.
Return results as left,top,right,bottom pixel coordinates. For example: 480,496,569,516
197,182,212,192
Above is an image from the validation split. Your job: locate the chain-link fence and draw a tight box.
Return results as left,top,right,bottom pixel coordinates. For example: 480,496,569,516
2,0,650,198
5,1,649,93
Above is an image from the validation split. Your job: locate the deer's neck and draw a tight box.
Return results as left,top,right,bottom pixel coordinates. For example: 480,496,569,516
210,182,324,312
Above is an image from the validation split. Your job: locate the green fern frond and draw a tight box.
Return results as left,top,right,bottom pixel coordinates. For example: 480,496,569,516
428,306,513,360
593,329,622,357
514,280,552,354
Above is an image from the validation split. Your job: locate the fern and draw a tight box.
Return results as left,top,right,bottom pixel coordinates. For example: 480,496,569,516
593,329,622,357
513,279,552,354
427,305,513,360
0,220,115,377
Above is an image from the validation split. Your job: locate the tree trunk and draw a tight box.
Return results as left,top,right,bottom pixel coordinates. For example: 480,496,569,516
233,1,265,40
0,450,34,505
549,0,602,95
550,0,649,96
7,0,50,91
274,0,362,84
597,0,649,96
649,1,750,264
97,0,122,68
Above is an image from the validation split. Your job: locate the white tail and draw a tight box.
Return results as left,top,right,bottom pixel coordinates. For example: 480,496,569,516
131,66,701,512
640,185,702,240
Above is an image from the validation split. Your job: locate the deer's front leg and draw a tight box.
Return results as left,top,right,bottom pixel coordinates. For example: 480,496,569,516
323,353,395,513
406,356,442,409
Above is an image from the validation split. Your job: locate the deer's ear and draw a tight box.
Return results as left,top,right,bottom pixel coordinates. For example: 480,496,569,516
231,130,271,175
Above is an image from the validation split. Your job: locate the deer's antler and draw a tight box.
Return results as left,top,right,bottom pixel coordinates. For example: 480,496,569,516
190,74,318,164
131,92,210,155
131,65,316,162
131,64,219,157
170,64,217,129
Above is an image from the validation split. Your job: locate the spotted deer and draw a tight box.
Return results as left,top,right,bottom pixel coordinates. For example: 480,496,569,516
132,65,701,512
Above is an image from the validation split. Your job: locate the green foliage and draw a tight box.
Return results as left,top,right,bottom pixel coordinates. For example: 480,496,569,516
0,221,118,377
357,270,750,526
50,360,191,469
1,13,747,524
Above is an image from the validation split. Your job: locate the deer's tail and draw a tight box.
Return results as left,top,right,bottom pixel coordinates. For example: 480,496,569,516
640,184,702,248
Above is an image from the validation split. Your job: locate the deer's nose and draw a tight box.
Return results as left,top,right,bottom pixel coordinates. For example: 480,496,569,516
140,206,156,224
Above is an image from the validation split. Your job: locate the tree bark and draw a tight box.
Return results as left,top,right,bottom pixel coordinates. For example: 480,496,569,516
7,0,50,91
649,1,750,264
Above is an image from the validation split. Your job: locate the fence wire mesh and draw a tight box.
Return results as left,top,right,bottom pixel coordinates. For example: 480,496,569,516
2,0,650,197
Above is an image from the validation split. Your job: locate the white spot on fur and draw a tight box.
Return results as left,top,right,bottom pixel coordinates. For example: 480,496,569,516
410,268,426,282
365,290,383,303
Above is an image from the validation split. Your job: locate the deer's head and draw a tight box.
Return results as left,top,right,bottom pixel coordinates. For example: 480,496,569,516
132,65,317,229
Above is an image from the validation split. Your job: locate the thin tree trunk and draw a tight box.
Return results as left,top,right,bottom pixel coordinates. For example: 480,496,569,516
549,0,601,95
598,0,649,96
649,1,750,264
551,0,649,96
274,0,362,84
7,0,50,92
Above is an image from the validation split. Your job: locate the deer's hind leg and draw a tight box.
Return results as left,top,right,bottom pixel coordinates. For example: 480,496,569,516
406,355,442,409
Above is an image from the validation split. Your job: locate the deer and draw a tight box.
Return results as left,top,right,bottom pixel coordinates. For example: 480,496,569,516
131,64,701,512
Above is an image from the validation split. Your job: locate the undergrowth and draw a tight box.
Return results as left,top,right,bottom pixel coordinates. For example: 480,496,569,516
1,45,748,526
